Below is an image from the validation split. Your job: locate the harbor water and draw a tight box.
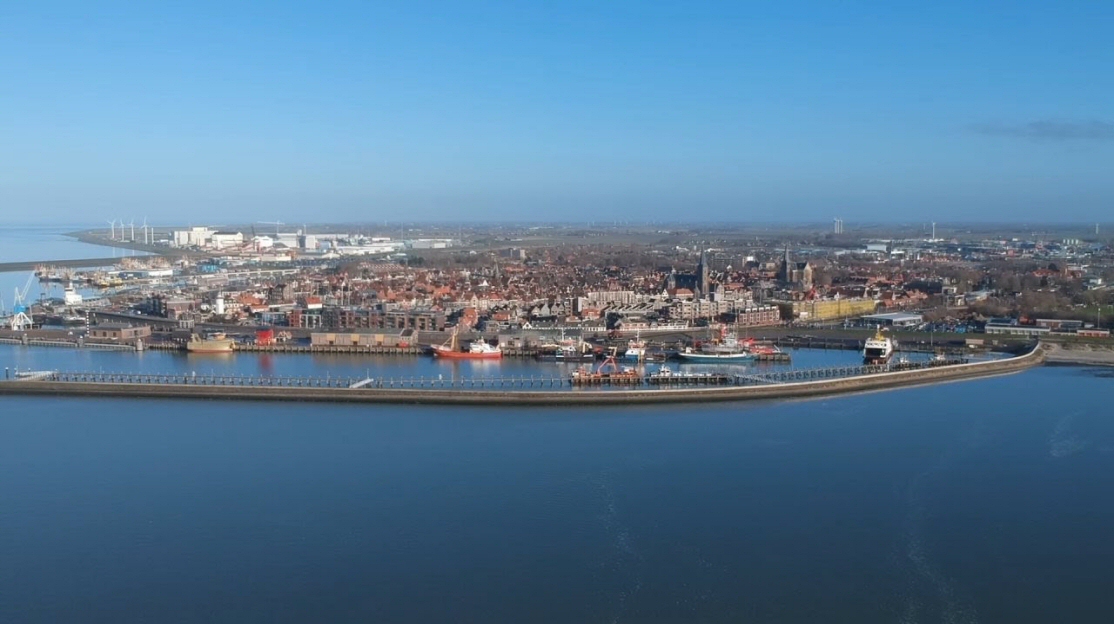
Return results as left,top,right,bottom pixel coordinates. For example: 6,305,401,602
0,225,148,313
0,342,896,384
1,346,1112,622
0,225,123,264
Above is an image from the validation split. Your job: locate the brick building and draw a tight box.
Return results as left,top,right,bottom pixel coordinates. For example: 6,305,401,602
87,323,152,342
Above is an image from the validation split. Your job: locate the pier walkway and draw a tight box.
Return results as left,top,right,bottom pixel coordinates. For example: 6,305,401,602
0,348,1043,405
4,359,970,391
30,371,573,390
0,337,135,351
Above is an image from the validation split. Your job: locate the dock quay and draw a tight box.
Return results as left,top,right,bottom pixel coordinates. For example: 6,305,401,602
147,342,559,357
147,341,795,361
0,345,1046,405
146,342,432,356
0,336,137,351
0,362,942,390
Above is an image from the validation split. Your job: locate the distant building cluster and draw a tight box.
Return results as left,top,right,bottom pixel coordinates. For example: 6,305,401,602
62,221,1110,344
168,226,454,258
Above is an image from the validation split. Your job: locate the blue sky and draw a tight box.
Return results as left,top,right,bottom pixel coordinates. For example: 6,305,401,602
1,1,1112,225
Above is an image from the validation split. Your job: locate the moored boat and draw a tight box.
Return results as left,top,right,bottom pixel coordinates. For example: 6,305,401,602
738,337,782,356
621,331,647,361
537,332,594,362
62,284,83,306
187,332,235,353
536,347,595,362
571,350,641,385
431,328,503,360
678,326,755,361
676,348,754,362
862,328,895,364
43,313,87,327
647,365,733,385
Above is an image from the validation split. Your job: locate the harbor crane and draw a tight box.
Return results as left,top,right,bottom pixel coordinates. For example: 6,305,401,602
10,274,35,331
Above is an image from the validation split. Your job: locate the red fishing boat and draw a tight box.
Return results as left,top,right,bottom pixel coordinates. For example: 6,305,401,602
431,328,503,360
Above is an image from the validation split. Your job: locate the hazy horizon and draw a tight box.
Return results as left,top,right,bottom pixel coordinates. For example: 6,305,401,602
3,1,1112,225
5,219,1111,234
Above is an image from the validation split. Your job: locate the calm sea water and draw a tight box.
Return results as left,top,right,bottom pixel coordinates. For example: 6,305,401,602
0,225,121,264
1,360,1112,623
0,225,146,310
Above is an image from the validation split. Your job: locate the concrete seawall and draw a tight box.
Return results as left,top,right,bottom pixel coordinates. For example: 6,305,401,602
0,345,1046,406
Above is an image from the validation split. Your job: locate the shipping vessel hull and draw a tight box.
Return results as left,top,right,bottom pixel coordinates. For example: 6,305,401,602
431,347,502,360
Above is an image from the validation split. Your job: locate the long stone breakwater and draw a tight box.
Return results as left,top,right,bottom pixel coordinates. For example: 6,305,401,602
0,345,1046,406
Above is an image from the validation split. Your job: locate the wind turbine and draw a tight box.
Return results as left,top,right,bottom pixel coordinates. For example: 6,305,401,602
128,220,136,242
142,217,149,244
10,274,35,331
107,219,116,241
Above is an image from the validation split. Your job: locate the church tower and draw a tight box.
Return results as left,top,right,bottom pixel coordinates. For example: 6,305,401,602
778,244,813,290
779,244,792,285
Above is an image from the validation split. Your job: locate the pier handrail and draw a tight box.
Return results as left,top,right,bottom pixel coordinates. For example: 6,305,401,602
0,343,1046,406
5,358,969,389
